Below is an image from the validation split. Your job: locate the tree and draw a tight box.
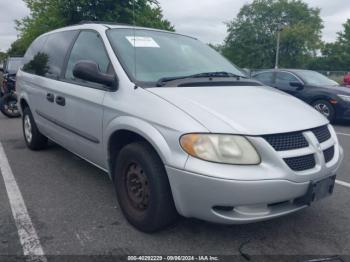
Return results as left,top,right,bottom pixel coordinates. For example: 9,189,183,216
7,39,28,57
221,0,323,69
10,0,174,55
0,52,7,62
308,19,350,71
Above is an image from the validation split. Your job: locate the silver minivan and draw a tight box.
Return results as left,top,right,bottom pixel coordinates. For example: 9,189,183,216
17,22,343,232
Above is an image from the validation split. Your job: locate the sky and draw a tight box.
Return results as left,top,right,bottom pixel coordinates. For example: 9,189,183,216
0,0,349,52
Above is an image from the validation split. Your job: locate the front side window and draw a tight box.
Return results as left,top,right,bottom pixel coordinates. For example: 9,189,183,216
253,72,274,85
275,72,299,85
65,30,110,86
107,29,244,84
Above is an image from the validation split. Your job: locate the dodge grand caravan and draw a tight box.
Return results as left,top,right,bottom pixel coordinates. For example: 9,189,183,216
17,23,343,232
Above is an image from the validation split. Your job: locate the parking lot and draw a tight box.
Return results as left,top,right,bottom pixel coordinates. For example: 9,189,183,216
0,113,350,261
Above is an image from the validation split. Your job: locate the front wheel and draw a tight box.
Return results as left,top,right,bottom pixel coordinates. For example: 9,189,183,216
22,107,48,150
312,100,335,122
0,93,21,118
114,142,178,232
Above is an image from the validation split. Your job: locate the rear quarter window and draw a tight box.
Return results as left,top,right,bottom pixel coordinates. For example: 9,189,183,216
23,30,78,78
22,36,47,74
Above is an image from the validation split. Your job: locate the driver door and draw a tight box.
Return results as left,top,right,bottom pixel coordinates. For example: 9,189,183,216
274,72,304,99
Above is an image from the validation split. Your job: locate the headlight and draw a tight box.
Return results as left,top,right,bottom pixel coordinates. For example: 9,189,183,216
180,134,260,165
338,95,350,102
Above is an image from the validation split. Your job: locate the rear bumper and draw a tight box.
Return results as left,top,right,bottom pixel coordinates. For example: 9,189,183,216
166,167,314,224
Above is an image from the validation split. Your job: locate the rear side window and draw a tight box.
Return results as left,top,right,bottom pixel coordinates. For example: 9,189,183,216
42,31,78,79
22,36,47,75
65,30,110,85
23,31,77,78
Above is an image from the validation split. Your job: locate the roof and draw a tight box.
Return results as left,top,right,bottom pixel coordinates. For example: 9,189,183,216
38,21,196,40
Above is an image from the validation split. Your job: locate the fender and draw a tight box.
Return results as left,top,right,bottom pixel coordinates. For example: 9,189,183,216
104,115,174,167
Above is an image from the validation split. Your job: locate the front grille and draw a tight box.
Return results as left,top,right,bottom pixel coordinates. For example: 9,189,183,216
263,132,308,151
312,125,331,143
284,154,316,171
323,146,335,163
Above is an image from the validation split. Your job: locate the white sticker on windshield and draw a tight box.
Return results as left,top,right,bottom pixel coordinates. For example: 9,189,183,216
126,36,160,48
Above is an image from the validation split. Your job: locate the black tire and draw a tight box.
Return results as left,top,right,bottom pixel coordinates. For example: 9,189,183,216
114,142,178,232
22,107,48,150
0,93,21,118
311,100,335,122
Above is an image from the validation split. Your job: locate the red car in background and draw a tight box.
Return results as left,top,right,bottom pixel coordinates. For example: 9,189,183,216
344,72,350,86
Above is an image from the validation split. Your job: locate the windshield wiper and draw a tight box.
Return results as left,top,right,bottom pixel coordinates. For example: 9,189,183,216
156,71,247,87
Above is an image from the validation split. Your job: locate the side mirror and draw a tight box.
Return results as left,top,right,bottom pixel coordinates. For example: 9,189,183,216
73,60,117,90
290,81,304,90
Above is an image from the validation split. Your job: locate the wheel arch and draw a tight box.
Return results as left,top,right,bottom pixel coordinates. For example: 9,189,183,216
19,94,30,114
105,116,172,180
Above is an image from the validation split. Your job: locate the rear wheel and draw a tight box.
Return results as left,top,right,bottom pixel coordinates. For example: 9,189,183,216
114,142,178,232
0,93,20,118
312,100,335,122
22,107,48,150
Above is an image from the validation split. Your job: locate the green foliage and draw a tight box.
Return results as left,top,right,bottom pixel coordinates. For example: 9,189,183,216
7,38,28,57
0,52,7,62
309,19,350,71
222,0,323,69
9,0,174,55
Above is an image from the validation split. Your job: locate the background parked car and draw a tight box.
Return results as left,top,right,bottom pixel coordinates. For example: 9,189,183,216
252,69,350,122
0,57,23,118
344,72,350,86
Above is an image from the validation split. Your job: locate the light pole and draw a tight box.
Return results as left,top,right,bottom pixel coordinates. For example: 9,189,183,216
275,23,285,69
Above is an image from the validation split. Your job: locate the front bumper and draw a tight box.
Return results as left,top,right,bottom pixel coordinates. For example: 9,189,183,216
167,166,312,224
166,125,343,224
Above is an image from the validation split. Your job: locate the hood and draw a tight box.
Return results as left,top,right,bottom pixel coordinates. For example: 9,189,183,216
148,85,328,135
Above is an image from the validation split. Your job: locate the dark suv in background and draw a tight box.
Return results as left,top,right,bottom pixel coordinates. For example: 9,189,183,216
252,69,350,122
0,57,23,118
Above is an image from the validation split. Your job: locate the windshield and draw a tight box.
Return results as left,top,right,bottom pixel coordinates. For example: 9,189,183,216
107,29,245,84
297,71,339,86
6,59,23,74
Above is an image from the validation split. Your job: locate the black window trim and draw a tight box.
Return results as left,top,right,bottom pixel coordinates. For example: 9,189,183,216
60,28,118,92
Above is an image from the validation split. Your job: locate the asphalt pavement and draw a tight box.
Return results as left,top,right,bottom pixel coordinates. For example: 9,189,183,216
0,113,349,261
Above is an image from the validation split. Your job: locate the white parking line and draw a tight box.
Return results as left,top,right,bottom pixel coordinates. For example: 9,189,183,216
0,142,47,262
336,132,350,137
336,180,350,189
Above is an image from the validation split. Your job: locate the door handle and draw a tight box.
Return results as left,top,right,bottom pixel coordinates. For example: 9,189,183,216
46,93,55,103
55,96,66,106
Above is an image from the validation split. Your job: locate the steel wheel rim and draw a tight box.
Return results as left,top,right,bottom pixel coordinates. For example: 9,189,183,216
24,115,32,143
125,162,150,211
314,103,330,118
